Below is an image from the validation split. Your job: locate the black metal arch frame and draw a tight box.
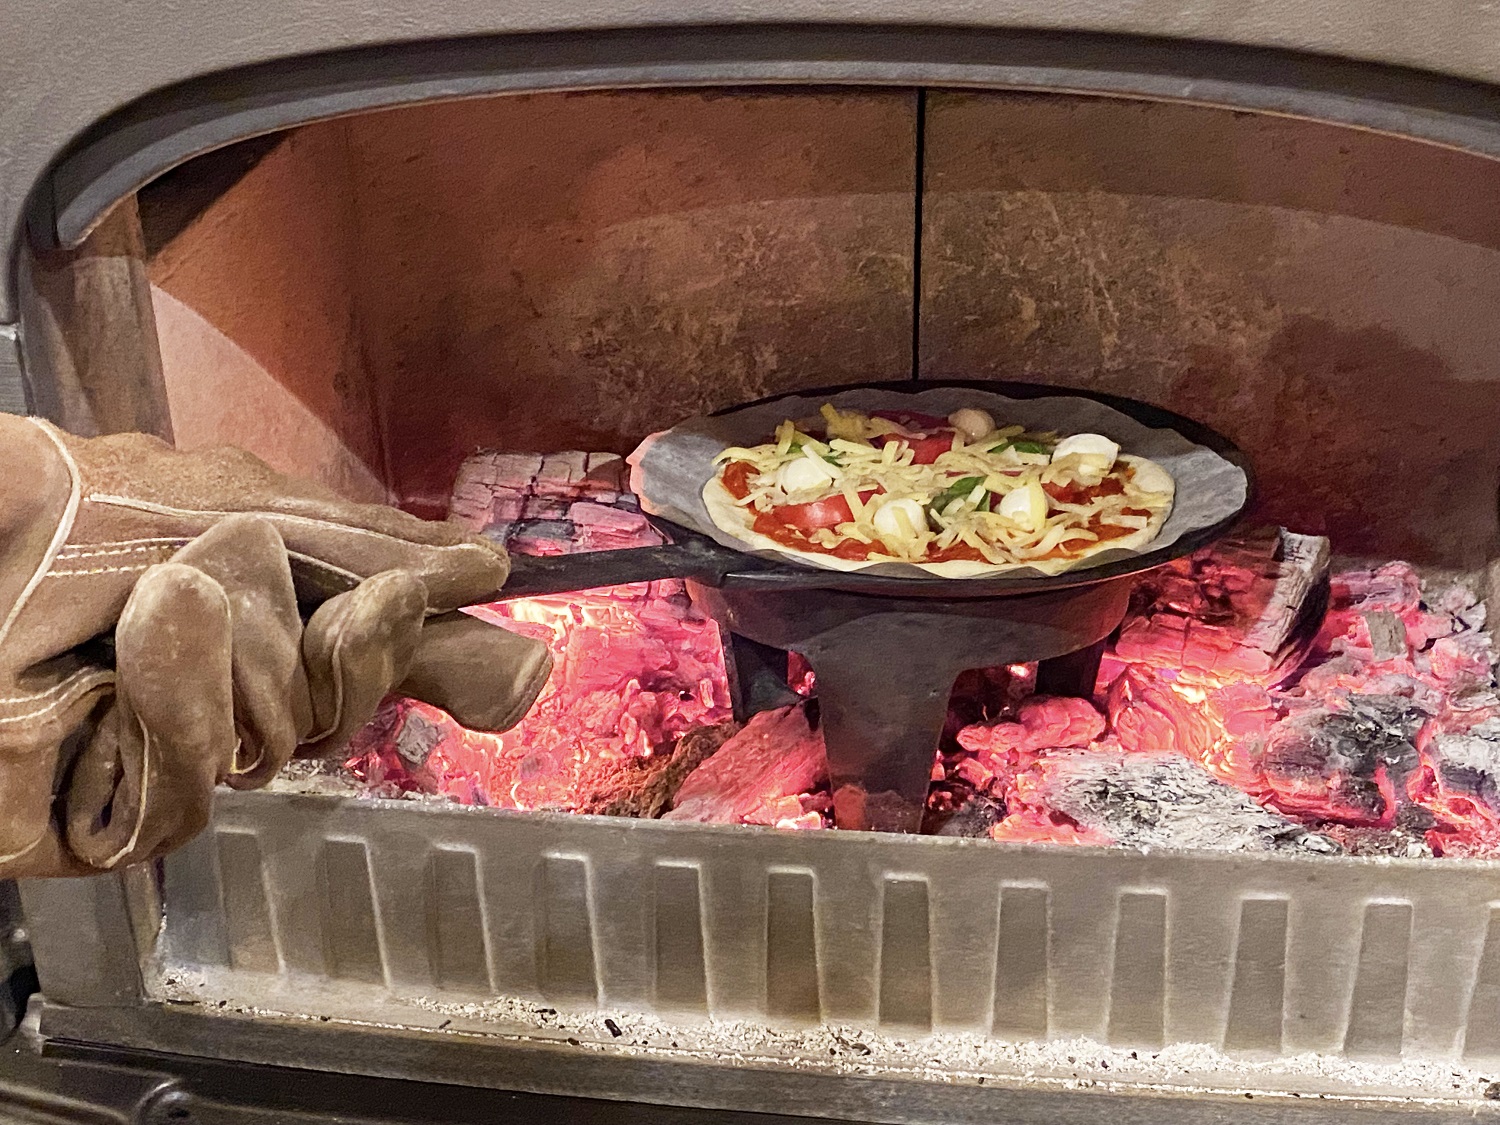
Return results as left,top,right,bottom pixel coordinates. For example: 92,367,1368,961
29,21,1500,260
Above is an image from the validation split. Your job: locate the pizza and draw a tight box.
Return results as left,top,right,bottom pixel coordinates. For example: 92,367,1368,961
702,403,1175,576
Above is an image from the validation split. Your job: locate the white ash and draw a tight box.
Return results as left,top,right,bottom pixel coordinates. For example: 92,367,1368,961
263,759,364,797
1030,749,1330,853
1314,823,1434,859
1461,601,1489,633
1430,577,1486,624
390,991,1498,1104
263,759,461,806
392,710,446,768
1362,609,1408,661
156,966,1499,1104
1433,717,1500,776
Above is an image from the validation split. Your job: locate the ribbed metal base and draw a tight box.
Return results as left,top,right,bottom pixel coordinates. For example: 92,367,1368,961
20,788,1500,1117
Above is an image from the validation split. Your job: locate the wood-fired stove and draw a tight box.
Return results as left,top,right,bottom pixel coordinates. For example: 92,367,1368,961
10,7,1500,1123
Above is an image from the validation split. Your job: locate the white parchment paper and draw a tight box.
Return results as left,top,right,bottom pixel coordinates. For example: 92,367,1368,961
627,386,1249,579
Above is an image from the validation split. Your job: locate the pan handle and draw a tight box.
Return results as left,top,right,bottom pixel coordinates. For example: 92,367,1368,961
493,532,762,600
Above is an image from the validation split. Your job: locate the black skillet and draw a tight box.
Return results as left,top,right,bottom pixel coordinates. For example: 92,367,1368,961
497,379,1253,601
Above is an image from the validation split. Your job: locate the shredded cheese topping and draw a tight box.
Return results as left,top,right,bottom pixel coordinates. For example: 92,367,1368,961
712,404,1174,565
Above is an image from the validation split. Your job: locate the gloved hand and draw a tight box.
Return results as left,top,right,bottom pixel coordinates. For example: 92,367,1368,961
0,415,552,878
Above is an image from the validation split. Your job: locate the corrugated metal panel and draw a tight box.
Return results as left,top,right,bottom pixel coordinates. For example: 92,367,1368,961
155,789,1500,1064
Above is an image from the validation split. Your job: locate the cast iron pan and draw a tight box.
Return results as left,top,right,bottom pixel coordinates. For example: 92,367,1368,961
498,380,1253,601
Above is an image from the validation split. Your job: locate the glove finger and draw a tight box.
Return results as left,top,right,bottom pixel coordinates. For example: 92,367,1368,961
168,514,310,789
397,613,552,733
64,562,235,870
0,716,105,879
65,434,509,611
299,571,426,757
279,514,508,613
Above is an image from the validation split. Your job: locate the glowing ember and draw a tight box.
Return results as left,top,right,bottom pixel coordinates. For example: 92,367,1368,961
662,703,827,825
987,807,1110,846
344,450,733,810
962,539,1500,856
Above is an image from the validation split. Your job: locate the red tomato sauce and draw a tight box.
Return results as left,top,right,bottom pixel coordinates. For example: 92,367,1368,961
1032,508,1152,559
721,461,757,499
930,542,987,563
1042,477,1125,505
751,510,876,560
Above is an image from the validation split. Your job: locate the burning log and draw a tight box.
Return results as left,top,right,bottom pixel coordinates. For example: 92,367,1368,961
953,695,1106,792
339,440,1500,857
335,447,735,812
1406,716,1500,856
445,447,644,549
1233,569,1500,852
448,452,544,531
1109,527,1330,688
1106,669,1222,757
1312,563,1492,691
664,703,828,826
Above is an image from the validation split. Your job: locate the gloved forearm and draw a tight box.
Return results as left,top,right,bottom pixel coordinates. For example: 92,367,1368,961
0,416,551,877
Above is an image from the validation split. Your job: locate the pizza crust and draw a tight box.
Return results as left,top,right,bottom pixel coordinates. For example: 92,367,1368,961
701,454,1175,577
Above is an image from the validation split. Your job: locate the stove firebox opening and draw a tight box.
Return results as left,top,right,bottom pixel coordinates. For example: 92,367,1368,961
130,87,1500,855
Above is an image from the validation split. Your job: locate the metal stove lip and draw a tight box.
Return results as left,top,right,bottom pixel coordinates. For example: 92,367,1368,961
222,786,1500,869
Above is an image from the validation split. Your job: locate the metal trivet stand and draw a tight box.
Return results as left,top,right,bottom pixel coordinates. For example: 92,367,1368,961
498,381,1250,832
689,576,1132,830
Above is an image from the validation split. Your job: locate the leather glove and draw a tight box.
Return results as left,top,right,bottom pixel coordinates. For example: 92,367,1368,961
0,415,552,878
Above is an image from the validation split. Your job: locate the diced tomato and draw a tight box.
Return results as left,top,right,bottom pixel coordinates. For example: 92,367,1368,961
721,460,757,499
866,410,960,464
775,495,854,530
905,432,957,464
875,430,956,465
772,487,879,531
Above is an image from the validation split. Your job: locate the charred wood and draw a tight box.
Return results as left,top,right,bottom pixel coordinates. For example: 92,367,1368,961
576,721,741,818
664,702,827,825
